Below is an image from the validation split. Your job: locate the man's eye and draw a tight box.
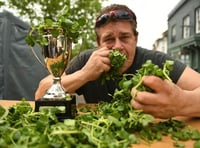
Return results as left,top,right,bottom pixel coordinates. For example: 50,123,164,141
120,36,130,41
105,38,114,42
121,36,129,39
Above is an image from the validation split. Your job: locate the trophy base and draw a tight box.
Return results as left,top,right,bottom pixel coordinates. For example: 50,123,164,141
43,77,67,100
35,95,76,121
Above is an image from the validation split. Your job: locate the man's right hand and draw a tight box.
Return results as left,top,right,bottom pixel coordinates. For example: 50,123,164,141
81,47,111,81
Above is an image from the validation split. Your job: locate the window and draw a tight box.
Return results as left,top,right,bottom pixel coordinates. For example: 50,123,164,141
183,15,190,39
180,53,191,66
171,25,176,43
195,7,200,34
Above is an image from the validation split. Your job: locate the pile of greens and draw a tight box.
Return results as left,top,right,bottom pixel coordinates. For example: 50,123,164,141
1,60,200,148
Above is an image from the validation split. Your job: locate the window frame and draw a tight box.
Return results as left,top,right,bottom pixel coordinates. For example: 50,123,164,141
182,15,190,39
195,7,200,34
171,25,176,43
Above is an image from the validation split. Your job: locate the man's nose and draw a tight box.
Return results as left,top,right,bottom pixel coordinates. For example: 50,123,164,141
113,38,122,50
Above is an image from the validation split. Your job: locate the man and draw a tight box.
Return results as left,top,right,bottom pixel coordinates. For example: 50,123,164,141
35,4,200,119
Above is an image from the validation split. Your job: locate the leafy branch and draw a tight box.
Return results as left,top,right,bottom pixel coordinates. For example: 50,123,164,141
25,17,85,48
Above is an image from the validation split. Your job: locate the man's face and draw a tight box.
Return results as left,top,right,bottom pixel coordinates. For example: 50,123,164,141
97,21,138,72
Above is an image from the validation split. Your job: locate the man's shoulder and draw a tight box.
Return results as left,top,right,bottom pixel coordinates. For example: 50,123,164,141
134,46,173,68
79,48,96,56
71,48,96,63
136,46,168,59
136,46,164,55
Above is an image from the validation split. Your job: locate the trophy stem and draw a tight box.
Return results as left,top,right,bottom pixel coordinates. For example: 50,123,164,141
43,77,67,100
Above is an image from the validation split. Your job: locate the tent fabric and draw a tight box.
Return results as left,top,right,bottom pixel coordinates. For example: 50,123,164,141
0,11,49,101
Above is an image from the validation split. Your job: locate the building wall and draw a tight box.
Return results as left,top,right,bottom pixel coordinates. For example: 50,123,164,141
153,31,168,53
167,0,200,72
168,0,199,42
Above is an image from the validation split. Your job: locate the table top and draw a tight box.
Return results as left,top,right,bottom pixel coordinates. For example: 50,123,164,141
1,100,200,147
0,100,35,108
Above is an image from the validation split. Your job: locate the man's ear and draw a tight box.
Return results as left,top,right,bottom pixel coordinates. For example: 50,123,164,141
135,31,139,42
96,38,100,46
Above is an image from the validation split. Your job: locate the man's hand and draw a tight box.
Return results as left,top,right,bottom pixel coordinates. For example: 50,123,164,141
35,75,53,100
131,76,183,119
81,47,111,81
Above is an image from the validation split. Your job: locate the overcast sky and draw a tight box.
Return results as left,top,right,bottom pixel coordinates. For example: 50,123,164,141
103,0,181,49
1,0,181,49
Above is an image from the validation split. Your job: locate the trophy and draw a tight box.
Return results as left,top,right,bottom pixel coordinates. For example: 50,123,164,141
27,26,77,120
42,32,70,100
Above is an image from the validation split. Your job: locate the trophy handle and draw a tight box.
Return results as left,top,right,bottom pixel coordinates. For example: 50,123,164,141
30,46,47,69
29,36,72,74
66,38,72,66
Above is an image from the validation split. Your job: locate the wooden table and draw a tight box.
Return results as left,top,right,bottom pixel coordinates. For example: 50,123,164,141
1,100,200,147
0,100,35,108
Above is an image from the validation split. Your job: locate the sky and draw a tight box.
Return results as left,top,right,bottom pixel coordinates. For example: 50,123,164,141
103,0,181,49
1,0,180,49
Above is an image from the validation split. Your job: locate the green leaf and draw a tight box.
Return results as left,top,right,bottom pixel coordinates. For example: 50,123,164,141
45,19,53,26
194,140,200,148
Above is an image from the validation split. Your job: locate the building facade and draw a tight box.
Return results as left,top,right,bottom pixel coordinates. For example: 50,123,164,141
168,0,200,72
153,31,168,53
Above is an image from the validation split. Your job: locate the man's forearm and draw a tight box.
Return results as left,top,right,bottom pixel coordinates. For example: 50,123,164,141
178,87,200,117
62,70,90,93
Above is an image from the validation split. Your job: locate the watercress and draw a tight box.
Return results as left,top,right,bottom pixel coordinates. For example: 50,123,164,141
0,60,199,148
100,49,127,84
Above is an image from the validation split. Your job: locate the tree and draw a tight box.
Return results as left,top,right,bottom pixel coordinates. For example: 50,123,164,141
1,0,107,56
0,1,4,7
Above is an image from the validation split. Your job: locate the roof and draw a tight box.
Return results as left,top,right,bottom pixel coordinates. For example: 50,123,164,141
168,0,188,20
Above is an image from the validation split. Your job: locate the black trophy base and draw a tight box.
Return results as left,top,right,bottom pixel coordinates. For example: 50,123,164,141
35,95,76,121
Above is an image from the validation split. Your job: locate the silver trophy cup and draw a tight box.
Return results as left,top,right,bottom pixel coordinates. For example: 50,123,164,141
42,33,70,100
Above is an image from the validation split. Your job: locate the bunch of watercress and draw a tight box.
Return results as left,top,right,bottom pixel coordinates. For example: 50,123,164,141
114,59,174,99
100,49,127,84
